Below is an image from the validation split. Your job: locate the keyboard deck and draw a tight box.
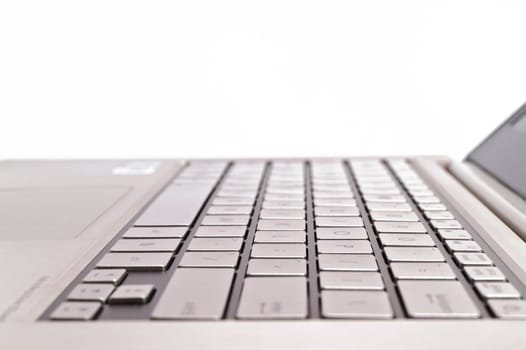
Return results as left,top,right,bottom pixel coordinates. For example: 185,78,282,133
42,159,526,321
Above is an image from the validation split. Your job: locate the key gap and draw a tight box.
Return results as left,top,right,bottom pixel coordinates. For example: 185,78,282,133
305,160,321,318
344,159,405,319
384,159,491,318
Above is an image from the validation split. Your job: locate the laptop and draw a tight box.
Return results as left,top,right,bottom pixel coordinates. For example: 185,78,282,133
1,103,526,350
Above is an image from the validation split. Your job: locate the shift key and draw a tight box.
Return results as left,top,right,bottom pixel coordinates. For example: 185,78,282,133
152,268,234,320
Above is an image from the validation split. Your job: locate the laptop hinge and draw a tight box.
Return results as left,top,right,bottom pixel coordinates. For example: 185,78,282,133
448,161,526,242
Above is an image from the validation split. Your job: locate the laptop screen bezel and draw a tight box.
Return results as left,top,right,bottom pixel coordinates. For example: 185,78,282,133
466,102,526,200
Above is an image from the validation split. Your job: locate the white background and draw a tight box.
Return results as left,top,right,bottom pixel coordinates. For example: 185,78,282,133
1,1,526,160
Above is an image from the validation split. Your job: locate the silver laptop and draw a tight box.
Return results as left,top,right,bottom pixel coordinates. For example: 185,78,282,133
1,104,526,349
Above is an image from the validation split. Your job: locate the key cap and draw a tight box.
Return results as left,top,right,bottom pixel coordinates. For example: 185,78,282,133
454,252,493,266
266,188,305,195
321,290,393,319
384,247,445,262
207,206,253,215
363,195,406,203
68,284,114,302
313,191,354,199
247,259,307,276
316,227,368,240
251,244,306,258
464,266,505,281
213,197,254,206
216,190,256,199
445,240,481,252
379,233,434,247
257,219,305,231
260,209,305,219
254,230,306,243
318,254,378,271
374,221,426,233
431,220,462,230
194,226,246,238
152,268,234,320
97,252,172,271
201,215,250,226
360,188,400,195
319,271,384,290
414,196,441,204
135,183,216,226
425,211,454,220
475,282,520,299
50,301,101,321
489,300,526,319
437,229,472,240
262,200,305,209
398,280,480,318
370,211,418,222
315,217,364,227
265,193,305,201
366,202,412,212
83,269,126,284
123,226,187,239
314,199,356,207
314,206,359,217
418,203,447,211
390,262,455,280
179,252,239,267
187,237,243,251
317,240,372,254
108,284,154,304
237,277,308,319
111,239,181,252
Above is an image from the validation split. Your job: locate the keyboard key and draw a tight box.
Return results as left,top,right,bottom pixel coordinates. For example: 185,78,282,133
314,199,356,207
315,217,363,227
489,299,526,319
111,238,181,252
363,194,406,203
413,196,441,204
384,247,445,262
179,252,239,267
430,220,462,229
194,226,246,238
201,215,250,226
237,277,308,319
379,233,434,247
216,190,256,199
424,211,454,220
247,259,307,276
207,206,253,215
251,244,306,258
68,284,114,302
313,191,354,199
213,197,254,206
97,252,172,271
83,269,126,284
437,229,472,240
257,219,305,231
390,262,455,280
445,240,481,252
318,254,378,271
454,252,493,266
366,202,412,212
316,227,368,240
418,203,447,211
259,209,305,219
152,268,234,320
50,301,101,321
370,211,418,222
108,284,154,304
262,200,305,209
374,221,426,233
475,282,520,299
319,271,384,290
321,290,393,319
123,226,187,239
254,230,306,243
360,188,400,195
398,281,480,318
187,237,243,251
464,266,505,281
317,240,372,254
265,193,305,201
314,206,360,217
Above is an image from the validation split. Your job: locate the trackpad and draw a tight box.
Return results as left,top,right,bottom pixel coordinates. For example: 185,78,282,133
0,187,130,240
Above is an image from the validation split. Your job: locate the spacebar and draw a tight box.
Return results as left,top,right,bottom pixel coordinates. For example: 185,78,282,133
151,268,234,320
134,183,216,226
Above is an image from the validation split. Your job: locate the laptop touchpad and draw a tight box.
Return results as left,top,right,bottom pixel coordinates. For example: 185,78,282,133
0,187,130,240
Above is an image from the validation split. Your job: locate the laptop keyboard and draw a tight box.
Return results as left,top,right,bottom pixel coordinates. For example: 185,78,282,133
43,159,526,321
